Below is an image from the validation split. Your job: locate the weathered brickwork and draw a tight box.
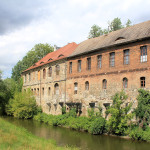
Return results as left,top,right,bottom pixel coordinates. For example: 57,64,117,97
66,40,150,116
22,21,150,117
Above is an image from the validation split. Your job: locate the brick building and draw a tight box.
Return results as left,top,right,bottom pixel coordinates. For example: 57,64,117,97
22,20,150,116
66,20,150,116
22,42,78,115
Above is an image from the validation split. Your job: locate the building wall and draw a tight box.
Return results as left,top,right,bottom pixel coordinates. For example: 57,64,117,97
23,59,67,115
66,40,150,116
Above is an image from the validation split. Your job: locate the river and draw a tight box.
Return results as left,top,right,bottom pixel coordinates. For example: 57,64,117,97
2,116,150,150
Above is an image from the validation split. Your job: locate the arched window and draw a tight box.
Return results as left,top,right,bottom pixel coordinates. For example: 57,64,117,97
140,77,145,88
56,65,60,75
123,78,128,88
43,69,46,79
54,83,59,95
74,82,78,94
48,67,52,77
48,87,51,96
85,81,89,90
102,79,107,89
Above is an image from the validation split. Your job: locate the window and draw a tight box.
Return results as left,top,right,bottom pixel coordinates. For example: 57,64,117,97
97,55,102,69
109,52,115,67
42,88,44,95
37,88,39,96
48,67,52,77
43,69,46,79
54,83,59,95
124,49,130,65
38,70,40,80
140,77,145,88
87,57,91,70
56,65,60,75
85,81,89,90
123,78,128,88
74,82,78,94
141,46,147,62
29,73,31,81
34,88,36,95
69,62,72,74
78,60,81,72
102,79,107,89
25,74,26,83
48,87,51,96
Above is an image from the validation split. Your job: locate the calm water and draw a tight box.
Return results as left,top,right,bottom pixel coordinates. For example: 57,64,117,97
2,116,150,150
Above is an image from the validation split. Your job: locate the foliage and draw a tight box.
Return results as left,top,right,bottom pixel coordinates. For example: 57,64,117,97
106,91,133,135
68,108,77,118
62,106,66,114
88,18,132,38
5,89,41,119
129,127,144,140
0,118,77,150
11,43,54,81
88,24,103,38
134,89,150,129
89,117,106,134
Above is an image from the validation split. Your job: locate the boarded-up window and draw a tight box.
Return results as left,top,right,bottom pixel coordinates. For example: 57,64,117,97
69,62,72,74
74,82,78,94
56,65,60,75
43,69,46,79
78,60,81,72
48,67,52,77
85,81,89,90
102,79,107,89
54,83,59,95
123,78,128,88
38,70,40,80
48,87,51,96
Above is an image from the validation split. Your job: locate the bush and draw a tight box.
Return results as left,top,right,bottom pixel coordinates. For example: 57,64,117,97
90,117,106,134
129,127,144,140
6,89,41,119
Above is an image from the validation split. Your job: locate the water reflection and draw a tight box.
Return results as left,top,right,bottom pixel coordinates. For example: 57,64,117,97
2,116,150,150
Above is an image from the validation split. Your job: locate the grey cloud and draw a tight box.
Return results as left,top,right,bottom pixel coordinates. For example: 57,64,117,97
0,0,52,35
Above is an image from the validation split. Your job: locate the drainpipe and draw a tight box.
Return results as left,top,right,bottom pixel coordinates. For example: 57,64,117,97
65,59,67,104
40,67,42,106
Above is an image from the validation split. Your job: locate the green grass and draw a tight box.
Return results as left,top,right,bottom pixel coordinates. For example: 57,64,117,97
0,118,78,150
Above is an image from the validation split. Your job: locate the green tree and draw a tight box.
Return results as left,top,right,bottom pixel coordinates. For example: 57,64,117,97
135,89,150,129
106,91,133,135
88,24,103,39
109,17,123,31
126,19,132,27
12,43,54,81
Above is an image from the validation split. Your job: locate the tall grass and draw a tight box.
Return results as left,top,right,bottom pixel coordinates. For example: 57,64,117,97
0,118,78,150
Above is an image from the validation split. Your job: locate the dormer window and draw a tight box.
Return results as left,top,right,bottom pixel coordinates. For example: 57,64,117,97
48,58,53,61
40,61,44,64
115,37,125,41
58,54,64,58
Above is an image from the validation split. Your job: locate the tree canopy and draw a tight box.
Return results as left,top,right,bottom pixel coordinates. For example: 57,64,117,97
88,18,132,39
11,43,54,81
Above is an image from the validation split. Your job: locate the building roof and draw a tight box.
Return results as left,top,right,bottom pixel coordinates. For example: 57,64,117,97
23,42,78,73
69,20,150,58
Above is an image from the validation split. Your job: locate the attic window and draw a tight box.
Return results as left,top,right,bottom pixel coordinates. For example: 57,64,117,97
58,54,64,58
115,37,125,41
48,58,53,61
40,61,44,64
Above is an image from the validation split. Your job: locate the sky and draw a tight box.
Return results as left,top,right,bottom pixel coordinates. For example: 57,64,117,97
0,0,150,79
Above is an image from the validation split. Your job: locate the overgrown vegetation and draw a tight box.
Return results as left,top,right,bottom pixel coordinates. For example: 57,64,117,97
6,89,41,119
0,118,78,150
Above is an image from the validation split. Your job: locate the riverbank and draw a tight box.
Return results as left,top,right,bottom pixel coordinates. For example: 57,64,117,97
0,118,78,150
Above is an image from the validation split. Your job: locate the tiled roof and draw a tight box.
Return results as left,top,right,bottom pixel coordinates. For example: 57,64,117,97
69,20,150,57
23,42,78,73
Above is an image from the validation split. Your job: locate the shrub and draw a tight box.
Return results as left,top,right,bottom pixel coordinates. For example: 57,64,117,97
89,117,106,134
129,127,144,140
6,89,41,119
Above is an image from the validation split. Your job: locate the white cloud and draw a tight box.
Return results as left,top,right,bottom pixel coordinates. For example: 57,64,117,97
0,0,150,78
